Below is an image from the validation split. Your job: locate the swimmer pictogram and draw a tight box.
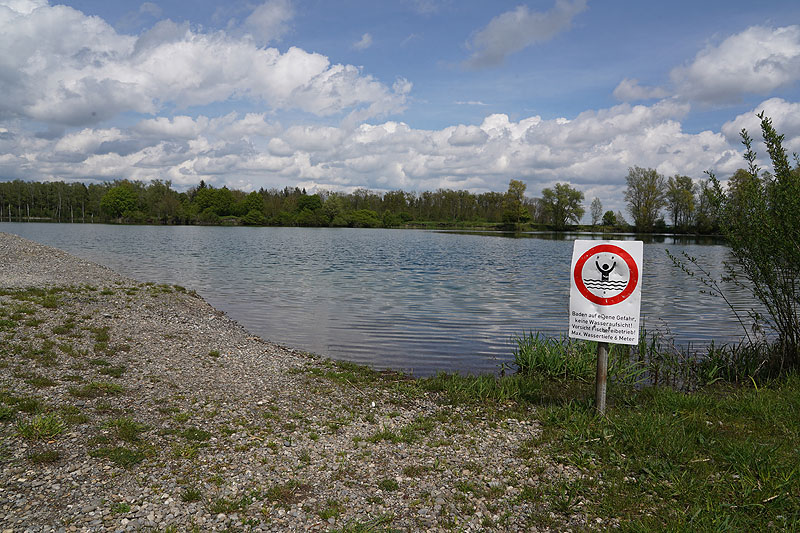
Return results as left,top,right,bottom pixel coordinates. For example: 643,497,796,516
573,244,639,306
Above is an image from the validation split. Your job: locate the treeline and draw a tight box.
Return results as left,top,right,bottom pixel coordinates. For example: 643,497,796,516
2,163,795,232
0,178,541,229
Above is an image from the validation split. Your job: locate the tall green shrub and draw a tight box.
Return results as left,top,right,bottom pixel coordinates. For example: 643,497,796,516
715,113,800,368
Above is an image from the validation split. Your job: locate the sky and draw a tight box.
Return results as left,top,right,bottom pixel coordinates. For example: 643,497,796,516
1,0,800,216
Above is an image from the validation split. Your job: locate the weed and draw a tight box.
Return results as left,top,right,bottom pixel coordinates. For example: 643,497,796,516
92,327,110,343
99,366,126,378
172,444,200,459
0,405,14,421
25,374,57,388
52,321,76,335
377,478,399,492
59,405,89,425
27,448,61,464
264,480,310,508
402,465,431,477
318,499,344,520
111,502,131,514
208,350,220,358
181,428,211,441
105,417,148,442
17,413,65,439
89,446,145,467
181,487,203,502
329,514,395,533
207,495,251,514
69,382,123,398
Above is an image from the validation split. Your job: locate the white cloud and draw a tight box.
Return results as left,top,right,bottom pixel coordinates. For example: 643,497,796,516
0,1,405,127
721,98,800,155
1,97,766,214
671,25,800,103
464,0,587,69
352,33,373,50
613,78,669,102
243,0,294,44
447,124,488,146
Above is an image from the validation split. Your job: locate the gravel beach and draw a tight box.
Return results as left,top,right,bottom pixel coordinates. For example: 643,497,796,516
0,232,585,532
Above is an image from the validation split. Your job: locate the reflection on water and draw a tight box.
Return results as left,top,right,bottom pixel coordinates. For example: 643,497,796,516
2,223,756,376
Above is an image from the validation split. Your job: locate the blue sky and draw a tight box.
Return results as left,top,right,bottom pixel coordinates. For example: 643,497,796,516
1,0,799,215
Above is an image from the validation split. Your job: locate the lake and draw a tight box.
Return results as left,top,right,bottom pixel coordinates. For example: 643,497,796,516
1,223,755,376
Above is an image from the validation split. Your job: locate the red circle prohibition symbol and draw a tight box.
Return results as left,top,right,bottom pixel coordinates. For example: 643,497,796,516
573,244,638,306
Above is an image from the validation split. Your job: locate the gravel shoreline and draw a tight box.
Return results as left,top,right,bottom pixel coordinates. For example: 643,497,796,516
0,232,584,532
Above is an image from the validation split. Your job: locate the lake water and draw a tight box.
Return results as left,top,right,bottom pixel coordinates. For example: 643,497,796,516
1,223,756,375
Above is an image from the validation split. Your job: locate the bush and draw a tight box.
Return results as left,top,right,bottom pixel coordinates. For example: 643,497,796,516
714,114,800,368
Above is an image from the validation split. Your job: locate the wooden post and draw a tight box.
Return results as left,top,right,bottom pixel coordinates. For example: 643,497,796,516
595,342,609,414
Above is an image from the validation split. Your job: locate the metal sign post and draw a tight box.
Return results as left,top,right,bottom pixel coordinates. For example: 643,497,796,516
595,341,608,414
569,240,643,414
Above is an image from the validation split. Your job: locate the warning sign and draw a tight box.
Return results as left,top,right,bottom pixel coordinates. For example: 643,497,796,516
569,240,643,345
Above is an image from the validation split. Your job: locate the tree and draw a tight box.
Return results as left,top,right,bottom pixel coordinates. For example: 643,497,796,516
502,179,531,229
695,177,722,234
714,114,800,366
665,175,696,230
602,210,617,226
540,183,585,230
100,184,137,220
624,166,666,232
590,197,602,226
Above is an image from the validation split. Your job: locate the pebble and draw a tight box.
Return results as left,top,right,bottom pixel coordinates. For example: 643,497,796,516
0,233,579,532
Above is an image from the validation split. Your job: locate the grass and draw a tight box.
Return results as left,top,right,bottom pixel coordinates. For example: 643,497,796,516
111,502,131,514
17,413,66,439
88,446,146,467
105,417,148,442
377,479,399,492
523,376,800,530
264,480,310,508
27,448,61,464
181,427,211,441
180,487,203,502
318,499,345,520
68,382,124,398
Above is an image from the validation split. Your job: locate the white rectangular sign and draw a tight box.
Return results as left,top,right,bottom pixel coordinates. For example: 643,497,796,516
568,240,643,345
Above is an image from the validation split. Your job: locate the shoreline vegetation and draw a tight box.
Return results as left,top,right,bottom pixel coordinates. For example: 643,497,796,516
0,174,720,235
2,234,799,531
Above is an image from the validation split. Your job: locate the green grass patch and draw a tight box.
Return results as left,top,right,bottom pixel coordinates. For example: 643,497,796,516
17,413,65,439
110,502,131,514
206,495,252,514
24,374,57,388
27,448,61,464
377,478,399,492
98,366,126,378
1,393,44,415
88,446,145,467
264,480,310,508
104,417,148,442
58,405,89,425
527,374,800,530
69,382,124,398
180,487,203,502
181,427,211,441
52,321,76,335
318,498,344,520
